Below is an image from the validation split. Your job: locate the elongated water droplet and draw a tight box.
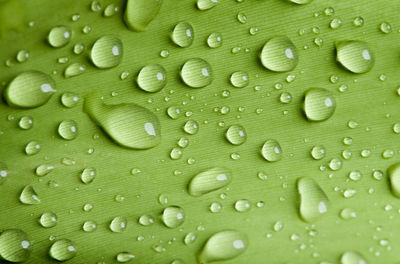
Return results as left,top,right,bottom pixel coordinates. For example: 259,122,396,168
110,216,127,232
340,251,366,264
172,22,194,48
340,208,357,220
180,58,213,88
116,252,135,262
20,185,40,204
234,199,251,212
225,125,246,145
261,139,282,162
58,120,78,140
188,167,232,196
81,167,96,184
167,106,182,119
288,0,312,4
16,49,29,63
138,214,154,226
18,116,33,130
137,64,167,92
124,0,162,31
4,71,56,108
103,3,118,17
64,63,85,78
197,0,218,10
48,26,71,48
91,36,123,69
297,177,329,222
82,220,97,232
49,239,76,261
387,163,400,198
230,71,249,88
207,32,222,48
39,212,58,228
25,141,41,155
199,230,248,264
303,88,336,122
35,164,54,176
336,40,374,73
61,92,80,108
162,206,185,228
0,229,31,262
260,36,298,72
84,93,161,149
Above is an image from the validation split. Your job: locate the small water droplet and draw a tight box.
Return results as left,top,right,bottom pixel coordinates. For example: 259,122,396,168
162,206,185,228
183,120,199,135
340,251,366,264
209,202,222,213
260,36,298,72
82,220,97,232
91,36,123,69
49,239,76,261
184,232,197,245
207,32,223,48
48,26,71,48
336,40,374,73
353,16,364,27
73,43,85,54
0,229,31,262
116,252,135,263
138,214,154,226
64,63,86,78
167,106,182,120
237,12,247,24
25,141,41,155
39,212,58,228
170,147,183,160
225,125,247,145
261,139,282,162
90,0,102,12
349,170,362,181
297,177,329,222
379,22,392,34
188,167,232,196
16,50,29,63
110,216,127,232
288,0,312,4
35,164,54,177
303,88,336,122
81,167,96,184
330,18,342,29
58,120,78,140
18,116,34,130
172,22,194,48
311,145,325,160
180,58,213,88
103,3,118,17
230,71,249,88
329,158,342,171
234,199,251,212
137,64,167,92
61,92,80,108
340,208,357,220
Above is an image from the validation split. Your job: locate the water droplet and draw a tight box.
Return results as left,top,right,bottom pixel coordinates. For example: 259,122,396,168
382,149,394,159
124,0,162,31
64,63,86,78
25,141,41,155
225,125,247,145
71,14,80,22
279,92,292,104
167,106,182,119
48,26,71,48
349,170,362,181
84,93,161,149
372,170,384,180
288,0,312,4
340,208,357,220
353,16,364,27
35,164,54,176
199,230,248,263
311,145,325,160
90,0,102,12
379,22,392,34
83,203,93,212
230,71,249,88
137,64,167,92
336,40,374,73
297,177,329,222
340,251,366,264
61,92,80,108
81,167,96,184
184,232,197,245
83,220,97,232
4,71,56,108
138,214,154,226
16,50,29,63
180,58,213,88
197,0,218,10
20,185,40,204
110,216,127,232
343,189,357,198
237,12,247,24
39,212,58,228
91,36,123,69
160,49,170,58
330,18,342,29
49,239,76,261
234,199,251,212
18,116,33,130
172,22,194,48
82,25,92,34
273,221,284,232
188,167,232,196
162,206,185,228
249,27,259,35
103,3,118,17
116,252,135,262
183,120,199,135
207,33,222,48
170,147,183,160
209,202,222,213
329,158,342,171
58,120,78,140
261,139,282,162
0,162,8,184
303,88,336,122
260,36,298,72
0,229,31,262
324,7,334,16
361,149,371,158
387,163,400,198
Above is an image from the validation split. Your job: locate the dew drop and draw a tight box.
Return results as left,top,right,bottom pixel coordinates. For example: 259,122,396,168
47,26,71,48
64,63,86,78
49,239,76,261
225,125,247,145
234,199,251,212
311,145,325,160
329,158,342,171
303,88,336,122
116,252,135,263
124,0,162,31
83,220,97,232
184,232,197,245
138,214,154,226
172,22,194,48
20,185,40,204
297,177,329,222
91,36,123,69
58,120,78,140
340,251,366,264
103,3,118,17
237,12,247,24
230,71,249,88
16,50,29,63
260,36,298,72
279,92,292,104
137,64,167,93
209,202,222,213
180,58,213,88
387,163,400,198
40,212,58,228
25,141,41,155
379,22,392,34
183,120,199,135
0,229,31,262
81,167,96,184
261,139,282,162
73,43,85,54
35,164,54,177
18,116,33,130
330,18,342,29
110,216,127,232
170,147,183,160
188,167,232,196
207,33,222,48
336,40,374,73
162,206,185,228
167,106,182,120
61,92,80,108
340,208,357,220
197,0,218,10
0,162,8,184
353,16,364,27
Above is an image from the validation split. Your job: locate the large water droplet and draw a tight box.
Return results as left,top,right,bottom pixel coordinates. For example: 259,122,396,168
234,199,251,212
0,229,31,262
188,167,232,196
199,230,248,264
172,22,194,48
207,33,222,48
4,71,56,108
58,120,78,140
39,212,58,228
311,145,325,160
340,251,366,264
230,72,249,88
124,0,162,31
110,216,127,232
387,163,400,198
25,141,41,156
303,88,336,122
137,64,167,93
20,185,40,205
180,58,213,88
91,36,123,69
47,26,71,48
49,239,76,261
197,0,218,10
336,40,374,73
225,125,247,145
162,206,185,228
297,177,329,222
84,93,161,149
261,139,282,162
260,36,298,72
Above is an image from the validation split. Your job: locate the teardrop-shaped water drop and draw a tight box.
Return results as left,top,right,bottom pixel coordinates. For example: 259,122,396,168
49,239,76,261
64,63,86,78
288,0,312,4
25,141,41,155
91,36,123,69
110,216,127,232
230,72,249,88
124,0,162,31
81,167,96,184
234,199,251,212
116,252,136,262
0,229,31,262
336,40,374,73
180,58,213,88
20,185,40,204
39,212,58,228
199,230,248,264
260,36,298,72
16,50,29,63
61,92,80,108
84,93,161,149
18,116,34,130
138,214,154,226
162,206,185,228
47,26,71,48
387,162,400,198
303,88,336,122
137,64,167,92
197,0,218,10
167,106,182,119
35,164,54,176
58,120,78,140
4,71,56,108
82,220,97,232
261,139,282,162
207,33,222,48
103,3,118,17
188,167,232,196
297,177,329,222
340,208,357,220
340,251,367,264
172,22,194,48
225,125,246,145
